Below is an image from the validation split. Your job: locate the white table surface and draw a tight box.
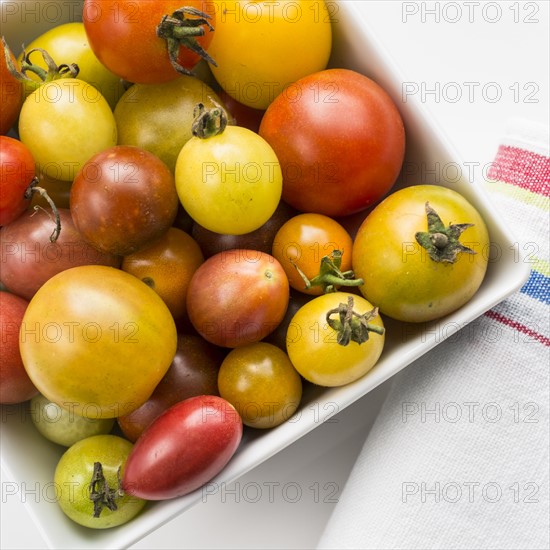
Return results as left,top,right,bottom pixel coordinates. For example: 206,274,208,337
1,1,548,549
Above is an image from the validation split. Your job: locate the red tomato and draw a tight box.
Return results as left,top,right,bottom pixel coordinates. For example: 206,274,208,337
186,249,289,348
0,136,35,226
83,0,216,84
259,68,406,217
0,42,23,135
122,395,242,500
0,291,38,404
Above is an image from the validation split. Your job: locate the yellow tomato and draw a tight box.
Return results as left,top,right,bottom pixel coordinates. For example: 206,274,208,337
208,0,332,109
19,265,178,418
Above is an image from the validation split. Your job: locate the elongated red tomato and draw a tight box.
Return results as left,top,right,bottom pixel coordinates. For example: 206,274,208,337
83,0,216,83
122,395,242,500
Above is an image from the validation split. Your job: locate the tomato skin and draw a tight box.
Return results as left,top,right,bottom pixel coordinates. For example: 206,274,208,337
286,292,385,387
352,185,490,323
0,136,35,226
259,68,406,217
19,265,178,418
83,0,216,84
122,395,243,500
0,291,38,404
54,434,146,528
70,145,179,256
208,0,332,110
186,249,289,348
0,46,23,135
1,208,121,301
218,342,302,428
175,125,283,235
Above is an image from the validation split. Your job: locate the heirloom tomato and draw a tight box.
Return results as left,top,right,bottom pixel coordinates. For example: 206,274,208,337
218,342,302,429
286,292,385,387
175,119,282,235
272,213,359,295
54,434,146,528
70,145,179,256
186,249,289,348
259,68,405,217
121,227,204,319
208,0,332,109
0,41,23,134
18,79,117,181
0,136,35,226
83,0,216,84
352,185,490,323
19,265,178,419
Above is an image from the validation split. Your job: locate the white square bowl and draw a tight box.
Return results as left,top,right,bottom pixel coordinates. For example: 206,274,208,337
0,2,530,549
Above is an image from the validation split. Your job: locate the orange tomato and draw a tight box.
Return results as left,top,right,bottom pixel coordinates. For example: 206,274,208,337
121,228,204,319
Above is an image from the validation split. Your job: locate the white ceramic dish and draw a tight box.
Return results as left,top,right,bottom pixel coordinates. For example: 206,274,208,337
0,2,530,549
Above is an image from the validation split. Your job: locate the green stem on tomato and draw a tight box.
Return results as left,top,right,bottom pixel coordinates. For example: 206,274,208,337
191,100,229,139
89,462,123,518
325,295,385,346
292,250,364,294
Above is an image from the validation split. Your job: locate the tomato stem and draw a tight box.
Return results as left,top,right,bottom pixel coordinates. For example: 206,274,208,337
24,177,61,242
2,38,79,91
415,202,476,263
89,462,123,518
192,101,229,138
326,295,384,346
156,6,217,76
292,250,364,293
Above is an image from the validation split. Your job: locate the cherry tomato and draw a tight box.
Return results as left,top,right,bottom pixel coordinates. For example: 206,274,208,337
259,68,406,217
0,136,35,226
186,249,289,348
114,75,227,173
20,265,178,418
121,227,204,319
19,22,126,109
29,393,115,447
0,290,38,403
208,0,332,109
175,122,282,235
286,292,385,387
352,185,490,323
70,145,179,256
83,0,216,84
118,333,224,442
218,342,302,428
0,41,23,135
1,208,121,301
122,395,243,500
272,213,357,295
54,434,146,528
216,87,265,133
18,79,117,181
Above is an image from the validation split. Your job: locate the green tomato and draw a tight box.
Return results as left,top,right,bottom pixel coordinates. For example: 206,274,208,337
18,79,117,181
175,125,282,235
19,22,126,109
54,434,146,529
115,76,228,173
29,394,115,447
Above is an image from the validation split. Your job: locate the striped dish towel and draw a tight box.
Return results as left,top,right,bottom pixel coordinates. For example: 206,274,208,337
317,119,549,550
